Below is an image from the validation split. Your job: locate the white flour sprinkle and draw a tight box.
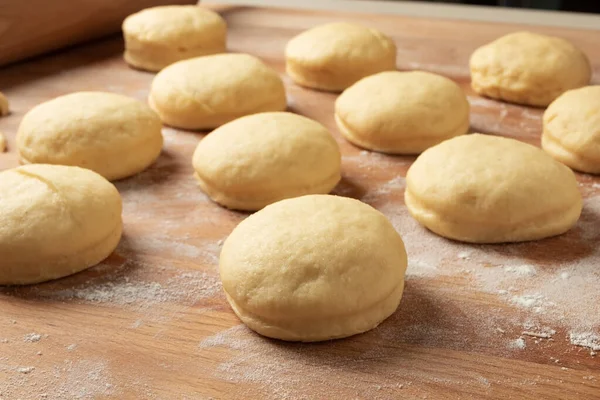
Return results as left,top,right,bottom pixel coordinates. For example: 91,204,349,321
508,338,526,349
569,332,600,351
17,366,35,374
23,333,42,343
67,344,77,352
503,265,537,277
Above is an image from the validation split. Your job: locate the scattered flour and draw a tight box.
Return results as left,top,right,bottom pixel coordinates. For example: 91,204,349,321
509,338,526,350
23,333,42,343
67,344,77,352
17,366,35,374
569,332,600,351
503,265,537,277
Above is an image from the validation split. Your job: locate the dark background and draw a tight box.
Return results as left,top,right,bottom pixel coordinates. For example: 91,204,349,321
424,0,599,13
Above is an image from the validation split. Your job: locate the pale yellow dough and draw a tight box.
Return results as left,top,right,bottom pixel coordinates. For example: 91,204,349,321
192,112,341,211
123,5,227,72
542,86,600,174
0,165,122,285
335,71,470,154
220,195,408,342
470,31,591,107
16,92,163,181
285,22,396,92
0,91,9,116
405,134,582,243
149,53,287,130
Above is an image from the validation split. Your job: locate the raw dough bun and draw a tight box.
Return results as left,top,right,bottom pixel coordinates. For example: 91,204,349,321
542,86,600,174
335,71,470,154
192,112,341,211
17,92,163,181
0,91,9,116
470,31,591,107
123,5,226,72
149,53,287,130
0,164,122,285
220,194,407,342
405,134,582,243
285,22,396,92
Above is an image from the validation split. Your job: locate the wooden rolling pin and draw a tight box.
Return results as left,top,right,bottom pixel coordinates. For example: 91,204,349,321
0,0,198,67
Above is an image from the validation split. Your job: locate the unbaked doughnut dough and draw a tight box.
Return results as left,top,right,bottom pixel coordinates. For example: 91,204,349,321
542,85,600,174
335,71,470,154
285,22,396,92
192,112,341,210
470,31,591,107
220,194,407,342
123,5,227,72
149,53,287,130
16,92,163,181
0,164,122,285
0,91,9,116
405,134,582,243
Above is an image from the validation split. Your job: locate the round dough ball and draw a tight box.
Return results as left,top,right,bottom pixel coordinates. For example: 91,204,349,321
149,53,287,130
470,31,591,107
542,86,600,174
335,71,470,154
17,92,163,181
405,134,582,243
285,22,396,92
122,5,227,72
192,112,341,211
0,164,122,285
220,194,407,342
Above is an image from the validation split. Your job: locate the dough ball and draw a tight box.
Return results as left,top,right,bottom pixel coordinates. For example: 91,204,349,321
122,5,227,72
220,194,407,341
0,164,122,285
192,112,341,211
405,134,582,243
285,22,396,92
335,71,470,154
149,53,287,130
470,31,591,107
542,86,600,174
17,92,163,181
0,91,9,116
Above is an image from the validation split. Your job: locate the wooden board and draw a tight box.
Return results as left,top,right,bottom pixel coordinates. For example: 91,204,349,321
1,3,600,399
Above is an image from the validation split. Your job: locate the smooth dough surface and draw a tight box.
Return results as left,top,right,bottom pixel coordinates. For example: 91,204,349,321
470,31,591,107
123,5,226,72
220,195,408,342
335,71,470,154
0,165,122,285
405,134,582,243
542,85,600,174
192,112,341,211
285,22,397,92
149,53,287,130
17,92,163,181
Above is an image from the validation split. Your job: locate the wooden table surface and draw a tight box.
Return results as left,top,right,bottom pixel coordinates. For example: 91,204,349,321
1,3,599,400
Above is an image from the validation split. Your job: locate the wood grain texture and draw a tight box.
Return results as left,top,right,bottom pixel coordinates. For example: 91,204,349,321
0,0,197,67
1,4,600,399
